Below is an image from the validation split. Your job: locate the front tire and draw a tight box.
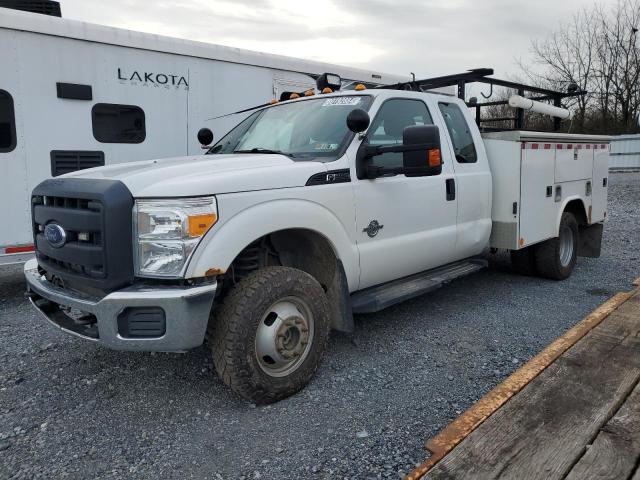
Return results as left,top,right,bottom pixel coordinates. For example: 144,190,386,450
535,212,579,280
210,267,330,404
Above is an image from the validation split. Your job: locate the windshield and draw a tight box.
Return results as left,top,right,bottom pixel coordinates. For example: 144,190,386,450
207,95,372,160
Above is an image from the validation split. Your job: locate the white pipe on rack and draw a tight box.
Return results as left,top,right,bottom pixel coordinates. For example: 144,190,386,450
508,94,572,120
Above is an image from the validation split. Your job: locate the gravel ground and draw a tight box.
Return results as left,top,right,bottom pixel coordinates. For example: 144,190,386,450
1,172,639,480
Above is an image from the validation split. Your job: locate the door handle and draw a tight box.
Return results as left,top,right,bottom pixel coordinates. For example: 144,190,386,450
446,178,456,201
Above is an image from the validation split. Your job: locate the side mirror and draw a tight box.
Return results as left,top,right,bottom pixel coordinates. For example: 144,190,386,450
197,128,214,147
346,109,370,133
402,125,442,177
355,123,442,180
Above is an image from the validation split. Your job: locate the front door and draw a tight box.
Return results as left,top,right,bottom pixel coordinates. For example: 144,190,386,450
353,97,458,290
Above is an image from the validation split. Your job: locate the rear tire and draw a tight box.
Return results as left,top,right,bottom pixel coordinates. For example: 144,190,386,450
534,212,578,280
210,267,330,404
510,247,538,276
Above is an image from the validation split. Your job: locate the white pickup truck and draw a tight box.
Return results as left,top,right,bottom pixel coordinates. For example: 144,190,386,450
24,74,610,403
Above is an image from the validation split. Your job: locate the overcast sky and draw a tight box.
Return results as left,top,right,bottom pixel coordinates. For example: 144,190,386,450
61,0,617,80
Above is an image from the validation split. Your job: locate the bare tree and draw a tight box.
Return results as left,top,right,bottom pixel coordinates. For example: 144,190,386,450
517,0,640,134
516,7,598,130
609,1,640,131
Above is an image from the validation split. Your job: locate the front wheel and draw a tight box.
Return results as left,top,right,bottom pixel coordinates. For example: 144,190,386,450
535,212,579,280
210,267,331,404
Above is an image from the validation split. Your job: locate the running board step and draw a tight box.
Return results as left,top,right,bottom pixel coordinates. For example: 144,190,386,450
351,258,487,314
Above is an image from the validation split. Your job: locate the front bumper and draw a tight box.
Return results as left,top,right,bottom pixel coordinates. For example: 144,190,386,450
24,259,216,351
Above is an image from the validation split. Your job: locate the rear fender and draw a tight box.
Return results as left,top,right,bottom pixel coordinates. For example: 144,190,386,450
554,196,587,236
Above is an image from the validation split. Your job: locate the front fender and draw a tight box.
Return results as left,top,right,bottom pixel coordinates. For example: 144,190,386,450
185,198,360,290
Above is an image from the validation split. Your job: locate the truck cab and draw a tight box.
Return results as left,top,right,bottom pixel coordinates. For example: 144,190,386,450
24,76,608,403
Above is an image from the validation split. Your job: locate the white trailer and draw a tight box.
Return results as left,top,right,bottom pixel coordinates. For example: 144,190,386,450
0,7,406,266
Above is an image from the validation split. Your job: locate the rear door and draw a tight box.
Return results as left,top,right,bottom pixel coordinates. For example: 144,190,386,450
437,100,492,259
353,95,459,290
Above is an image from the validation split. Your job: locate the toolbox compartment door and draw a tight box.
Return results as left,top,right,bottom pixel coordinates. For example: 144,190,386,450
555,145,593,183
519,145,557,247
591,146,609,223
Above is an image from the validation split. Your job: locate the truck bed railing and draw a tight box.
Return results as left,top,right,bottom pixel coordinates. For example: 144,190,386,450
377,68,586,132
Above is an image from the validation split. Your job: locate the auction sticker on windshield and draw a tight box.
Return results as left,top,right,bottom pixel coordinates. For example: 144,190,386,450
314,143,339,150
322,97,362,106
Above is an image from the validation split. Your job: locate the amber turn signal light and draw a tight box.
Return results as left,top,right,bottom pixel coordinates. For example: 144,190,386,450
188,213,217,237
428,149,442,168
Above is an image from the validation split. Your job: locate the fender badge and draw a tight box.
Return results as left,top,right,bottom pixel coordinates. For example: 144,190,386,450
363,220,384,238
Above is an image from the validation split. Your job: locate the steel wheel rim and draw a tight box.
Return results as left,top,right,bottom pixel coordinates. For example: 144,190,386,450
255,296,314,378
559,225,574,267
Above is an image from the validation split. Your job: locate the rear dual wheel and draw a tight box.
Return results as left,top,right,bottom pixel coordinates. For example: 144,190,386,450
210,267,331,404
510,212,579,280
534,212,578,280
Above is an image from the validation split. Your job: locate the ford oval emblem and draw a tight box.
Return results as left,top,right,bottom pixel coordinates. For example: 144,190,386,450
44,223,67,248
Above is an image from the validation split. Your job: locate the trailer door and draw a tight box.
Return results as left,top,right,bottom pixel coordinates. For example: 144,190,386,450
187,61,275,155
0,28,30,251
272,72,315,100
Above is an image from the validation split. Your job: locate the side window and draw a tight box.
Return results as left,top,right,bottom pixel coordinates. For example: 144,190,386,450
367,99,433,168
92,103,145,144
0,90,16,153
438,102,477,163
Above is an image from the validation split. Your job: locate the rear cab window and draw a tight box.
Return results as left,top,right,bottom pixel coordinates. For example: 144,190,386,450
0,90,16,153
438,102,477,163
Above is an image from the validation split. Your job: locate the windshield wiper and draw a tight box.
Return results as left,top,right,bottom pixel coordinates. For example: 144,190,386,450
234,148,291,156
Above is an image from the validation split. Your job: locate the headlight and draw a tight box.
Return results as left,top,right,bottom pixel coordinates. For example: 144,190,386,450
133,197,218,278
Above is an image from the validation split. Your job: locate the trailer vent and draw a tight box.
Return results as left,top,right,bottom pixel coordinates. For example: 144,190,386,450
56,83,92,101
0,0,62,17
50,150,105,177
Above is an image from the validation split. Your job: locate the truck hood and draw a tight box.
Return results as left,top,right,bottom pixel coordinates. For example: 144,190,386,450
65,154,327,197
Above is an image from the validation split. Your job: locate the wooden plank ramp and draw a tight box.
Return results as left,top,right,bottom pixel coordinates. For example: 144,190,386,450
408,279,640,480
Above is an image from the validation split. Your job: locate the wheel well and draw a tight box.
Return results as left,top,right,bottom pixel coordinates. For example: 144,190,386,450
220,229,354,332
564,199,588,225
223,229,336,288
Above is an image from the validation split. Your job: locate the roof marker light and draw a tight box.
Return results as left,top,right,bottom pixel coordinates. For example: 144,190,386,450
321,87,333,94
289,93,300,99
304,89,314,96
354,83,367,91
270,99,279,104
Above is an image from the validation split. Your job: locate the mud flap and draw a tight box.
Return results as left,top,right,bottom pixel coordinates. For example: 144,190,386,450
328,259,354,333
578,223,603,258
